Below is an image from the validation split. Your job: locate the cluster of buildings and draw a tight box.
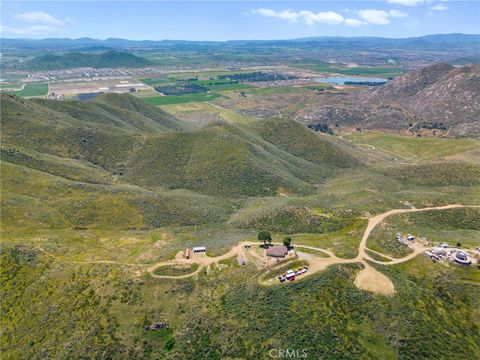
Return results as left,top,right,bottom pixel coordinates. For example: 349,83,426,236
396,233,415,250
247,78,313,88
396,232,474,266
47,92,65,100
424,243,473,265
18,65,235,83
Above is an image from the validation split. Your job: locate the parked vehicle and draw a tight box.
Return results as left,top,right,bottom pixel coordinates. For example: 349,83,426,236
285,272,295,281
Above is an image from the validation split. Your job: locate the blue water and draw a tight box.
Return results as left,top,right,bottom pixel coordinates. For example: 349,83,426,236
314,76,388,85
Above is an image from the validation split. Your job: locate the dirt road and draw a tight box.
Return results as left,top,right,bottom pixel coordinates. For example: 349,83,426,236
154,204,478,295
52,204,479,294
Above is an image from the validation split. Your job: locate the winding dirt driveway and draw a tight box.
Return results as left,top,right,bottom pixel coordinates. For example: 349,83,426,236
147,204,479,295
53,204,479,295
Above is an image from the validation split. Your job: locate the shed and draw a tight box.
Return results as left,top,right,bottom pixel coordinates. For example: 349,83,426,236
193,246,206,253
266,246,288,258
454,252,471,265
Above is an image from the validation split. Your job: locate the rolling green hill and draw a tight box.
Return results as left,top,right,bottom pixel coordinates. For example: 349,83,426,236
1,91,479,359
0,94,361,197
25,50,152,70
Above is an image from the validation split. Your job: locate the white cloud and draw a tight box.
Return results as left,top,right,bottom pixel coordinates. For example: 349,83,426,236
298,10,344,25
358,9,408,25
358,9,391,25
251,8,344,26
251,7,406,27
14,11,69,26
345,18,366,27
252,8,300,22
387,0,427,6
389,9,407,18
429,4,448,11
0,24,62,36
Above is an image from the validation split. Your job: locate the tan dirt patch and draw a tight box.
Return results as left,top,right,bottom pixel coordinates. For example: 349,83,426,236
354,263,395,296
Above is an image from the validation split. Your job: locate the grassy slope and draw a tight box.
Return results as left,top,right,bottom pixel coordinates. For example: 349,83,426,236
25,50,152,70
1,94,361,197
0,161,233,232
368,208,480,257
345,131,479,161
2,248,478,359
1,92,480,359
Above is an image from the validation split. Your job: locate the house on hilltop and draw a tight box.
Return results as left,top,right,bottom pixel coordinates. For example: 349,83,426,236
266,245,288,258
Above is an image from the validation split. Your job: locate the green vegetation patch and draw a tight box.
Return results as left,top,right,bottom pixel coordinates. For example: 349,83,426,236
26,50,151,70
4,83,48,97
204,83,252,92
382,162,480,187
142,93,223,105
139,77,176,86
288,218,367,259
345,131,479,161
368,207,480,257
153,263,199,276
291,63,404,78
181,263,480,359
235,205,356,234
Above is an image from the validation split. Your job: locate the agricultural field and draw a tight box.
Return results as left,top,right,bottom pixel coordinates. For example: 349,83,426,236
141,92,224,105
289,63,405,78
2,83,48,97
139,77,177,86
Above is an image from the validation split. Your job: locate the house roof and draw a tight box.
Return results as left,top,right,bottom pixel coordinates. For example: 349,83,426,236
266,245,288,257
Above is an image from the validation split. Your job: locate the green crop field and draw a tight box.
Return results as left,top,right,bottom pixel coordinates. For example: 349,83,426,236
190,79,234,86
139,77,176,86
0,83,22,89
290,63,405,78
4,83,48,97
205,83,252,92
141,93,223,105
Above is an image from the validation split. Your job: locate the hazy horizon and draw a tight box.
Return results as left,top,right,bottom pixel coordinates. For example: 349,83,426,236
1,1,479,41
2,32,479,43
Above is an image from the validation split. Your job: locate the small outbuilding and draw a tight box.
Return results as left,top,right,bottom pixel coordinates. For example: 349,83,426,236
266,246,288,258
193,246,206,253
454,251,471,265
432,247,447,255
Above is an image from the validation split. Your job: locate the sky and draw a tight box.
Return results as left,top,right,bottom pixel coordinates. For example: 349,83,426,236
0,1,479,41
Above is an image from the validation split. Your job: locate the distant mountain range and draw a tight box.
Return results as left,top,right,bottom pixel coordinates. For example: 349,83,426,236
2,33,479,50
25,50,152,70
